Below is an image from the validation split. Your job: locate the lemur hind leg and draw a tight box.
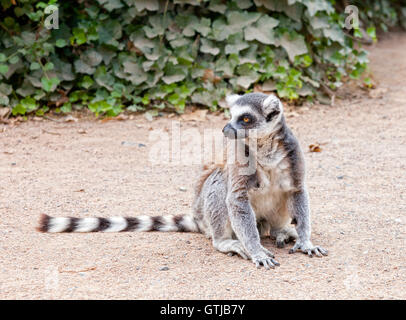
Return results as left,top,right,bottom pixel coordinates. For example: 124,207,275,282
200,168,251,260
210,203,250,260
270,226,298,248
213,238,250,260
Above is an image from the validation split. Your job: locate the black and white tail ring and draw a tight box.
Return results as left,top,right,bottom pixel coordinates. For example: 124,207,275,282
37,214,199,233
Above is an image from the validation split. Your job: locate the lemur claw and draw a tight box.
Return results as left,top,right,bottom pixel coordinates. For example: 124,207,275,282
252,247,280,269
289,241,328,257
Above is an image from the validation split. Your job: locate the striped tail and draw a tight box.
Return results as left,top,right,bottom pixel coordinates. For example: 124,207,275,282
37,214,199,233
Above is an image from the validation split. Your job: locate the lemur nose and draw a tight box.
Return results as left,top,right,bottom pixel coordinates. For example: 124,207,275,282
222,123,236,138
222,123,232,133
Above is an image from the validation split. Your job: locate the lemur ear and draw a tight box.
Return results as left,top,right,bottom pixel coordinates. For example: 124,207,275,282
226,94,241,107
263,94,283,112
263,94,283,121
263,94,281,110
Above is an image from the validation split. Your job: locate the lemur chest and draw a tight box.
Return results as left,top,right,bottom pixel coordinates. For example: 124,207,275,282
248,159,294,218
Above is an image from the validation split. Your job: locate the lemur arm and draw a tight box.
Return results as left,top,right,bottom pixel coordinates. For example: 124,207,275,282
288,187,328,257
225,166,262,254
225,142,279,269
289,188,311,243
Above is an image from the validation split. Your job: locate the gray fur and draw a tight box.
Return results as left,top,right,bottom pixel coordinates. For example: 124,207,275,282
193,93,327,269
37,93,327,269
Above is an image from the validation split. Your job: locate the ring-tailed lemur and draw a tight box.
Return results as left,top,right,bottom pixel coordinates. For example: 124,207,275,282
38,93,327,269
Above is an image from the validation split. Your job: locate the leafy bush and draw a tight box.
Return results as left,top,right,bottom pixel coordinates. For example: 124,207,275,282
0,0,405,117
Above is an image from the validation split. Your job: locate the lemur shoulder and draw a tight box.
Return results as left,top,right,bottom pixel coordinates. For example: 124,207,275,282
38,93,327,269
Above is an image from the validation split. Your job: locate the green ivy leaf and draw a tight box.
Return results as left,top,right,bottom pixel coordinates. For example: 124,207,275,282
0,64,8,75
21,97,38,112
208,0,227,13
200,39,220,55
134,0,159,12
367,27,377,41
226,11,261,28
244,15,279,45
80,76,94,89
82,50,103,67
74,60,95,75
71,28,87,45
41,77,60,92
12,104,27,116
9,56,19,64
44,62,54,71
96,0,123,11
304,0,334,17
0,95,9,105
55,39,67,48
162,64,187,84
353,28,363,38
279,33,308,62
323,26,345,45
30,62,41,71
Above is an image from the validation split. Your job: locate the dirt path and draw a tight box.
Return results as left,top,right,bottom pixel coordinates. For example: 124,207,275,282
1,33,405,300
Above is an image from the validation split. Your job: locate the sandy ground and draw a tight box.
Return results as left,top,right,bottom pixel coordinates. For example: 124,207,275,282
1,33,405,300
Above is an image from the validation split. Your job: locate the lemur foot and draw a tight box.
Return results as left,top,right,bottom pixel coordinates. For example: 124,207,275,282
251,246,280,270
214,239,250,260
271,227,298,248
289,240,328,257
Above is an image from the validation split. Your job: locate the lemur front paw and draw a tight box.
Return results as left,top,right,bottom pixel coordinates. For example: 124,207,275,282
289,240,328,257
251,247,280,270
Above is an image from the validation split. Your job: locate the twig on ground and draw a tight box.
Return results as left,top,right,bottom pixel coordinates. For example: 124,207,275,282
41,129,61,135
59,267,97,273
43,116,63,123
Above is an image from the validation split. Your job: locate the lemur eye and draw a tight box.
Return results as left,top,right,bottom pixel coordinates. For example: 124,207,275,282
239,114,253,124
238,114,254,125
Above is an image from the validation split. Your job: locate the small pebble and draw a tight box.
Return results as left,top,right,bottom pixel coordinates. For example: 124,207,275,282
121,141,139,146
160,266,169,271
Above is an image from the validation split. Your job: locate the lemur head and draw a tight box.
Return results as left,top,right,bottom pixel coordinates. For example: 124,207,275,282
222,93,284,139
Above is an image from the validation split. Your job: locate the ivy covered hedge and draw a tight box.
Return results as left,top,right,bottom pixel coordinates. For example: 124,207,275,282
0,0,405,117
